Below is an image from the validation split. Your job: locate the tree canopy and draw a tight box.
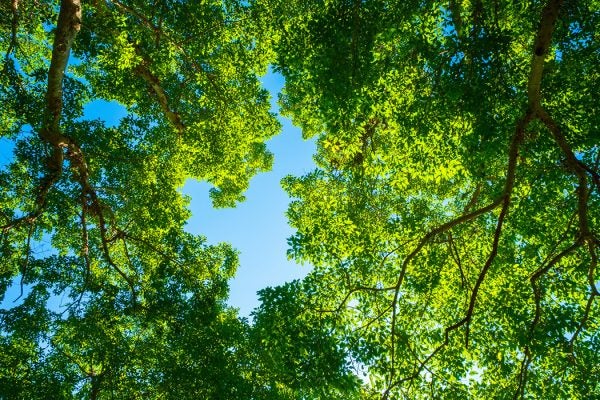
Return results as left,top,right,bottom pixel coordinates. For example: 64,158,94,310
261,0,599,397
0,0,283,397
1,0,599,399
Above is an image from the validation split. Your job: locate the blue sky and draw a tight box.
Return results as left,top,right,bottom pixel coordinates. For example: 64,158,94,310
185,71,315,317
1,70,314,318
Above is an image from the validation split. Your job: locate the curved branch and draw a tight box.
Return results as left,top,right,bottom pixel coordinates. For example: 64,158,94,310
134,58,185,135
576,150,600,193
537,109,590,235
385,0,564,391
1,0,81,232
529,240,583,334
387,110,531,383
459,192,511,348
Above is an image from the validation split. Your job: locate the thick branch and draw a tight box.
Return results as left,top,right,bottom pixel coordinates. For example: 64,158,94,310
538,110,591,236
107,0,224,100
5,0,19,60
2,1,137,300
42,0,81,139
134,59,185,135
1,0,81,232
35,0,80,197
528,0,563,109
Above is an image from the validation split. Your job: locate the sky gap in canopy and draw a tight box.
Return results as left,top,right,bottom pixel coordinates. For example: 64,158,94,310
0,69,316,318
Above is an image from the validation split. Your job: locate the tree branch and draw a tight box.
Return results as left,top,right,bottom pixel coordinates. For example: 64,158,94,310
513,347,532,400
448,231,470,293
537,109,590,235
587,241,599,296
385,0,565,391
528,0,563,110
1,0,81,232
134,57,185,135
14,222,33,302
568,290,597,352
2,1,137,302
5,0,19,60
529,240,582,333
387,109,531,383
108,0,224,97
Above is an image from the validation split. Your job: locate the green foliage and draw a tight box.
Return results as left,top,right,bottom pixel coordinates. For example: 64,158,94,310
258,0,600,398
251,281,362,399
0,0,286,398
2,0,599,399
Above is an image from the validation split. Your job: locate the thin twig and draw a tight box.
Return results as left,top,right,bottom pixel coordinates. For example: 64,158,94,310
14,222,34,302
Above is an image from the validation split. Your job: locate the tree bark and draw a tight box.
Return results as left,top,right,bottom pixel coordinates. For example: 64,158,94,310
42,0,81,142
38,0,82,206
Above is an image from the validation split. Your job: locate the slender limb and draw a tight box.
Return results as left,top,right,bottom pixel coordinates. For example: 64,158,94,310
529,241,583,334
14,222,33,302
352,304,393,333
514,240,583,398
92,193,137,303
566,240,599,351
568,291,597,352
60,205,92,315
385,0,564,389
451,191,512,348
448,232,470,292
587,241,599,296
316,283,395,314
463,184,482,213
117,230,184,267
80,198,91,293
513,347,532,400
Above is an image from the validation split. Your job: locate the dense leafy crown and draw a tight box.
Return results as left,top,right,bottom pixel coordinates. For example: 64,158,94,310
0,0,283,398
259,0,599,398
1,0,599,399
